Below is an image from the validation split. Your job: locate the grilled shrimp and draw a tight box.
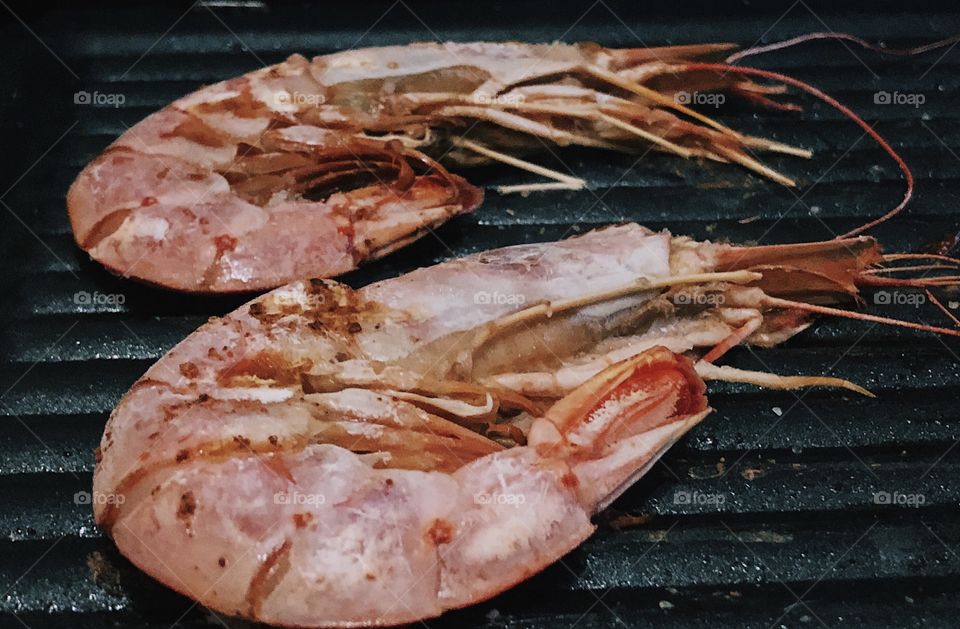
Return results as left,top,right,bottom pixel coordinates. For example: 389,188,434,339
92,224,960,626
69,41,816,293
97,347,708,627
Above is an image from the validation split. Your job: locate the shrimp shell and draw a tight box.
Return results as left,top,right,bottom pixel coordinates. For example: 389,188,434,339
92,223,923,626
69,41,803,292
94,295,707,625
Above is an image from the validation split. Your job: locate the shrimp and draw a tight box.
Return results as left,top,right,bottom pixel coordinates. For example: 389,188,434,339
92,224,960,626
96,347,708,626
69,41,818,293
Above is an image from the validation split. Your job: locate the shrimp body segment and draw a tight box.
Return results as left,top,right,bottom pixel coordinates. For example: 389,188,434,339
69,42,803,292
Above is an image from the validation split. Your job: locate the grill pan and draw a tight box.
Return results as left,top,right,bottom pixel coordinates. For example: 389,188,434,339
2,2,960,627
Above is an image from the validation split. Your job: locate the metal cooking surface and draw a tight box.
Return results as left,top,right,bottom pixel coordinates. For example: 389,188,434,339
3,2,960,627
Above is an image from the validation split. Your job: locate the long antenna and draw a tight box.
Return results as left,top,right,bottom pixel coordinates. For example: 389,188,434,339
680,61,914,239
727,32,960,65
764,295,960,338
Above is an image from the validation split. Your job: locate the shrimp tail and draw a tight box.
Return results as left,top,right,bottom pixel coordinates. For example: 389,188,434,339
532,347,710,513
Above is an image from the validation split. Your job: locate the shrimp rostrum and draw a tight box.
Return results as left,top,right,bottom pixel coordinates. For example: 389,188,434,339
69,41,810,292
92,224,960,626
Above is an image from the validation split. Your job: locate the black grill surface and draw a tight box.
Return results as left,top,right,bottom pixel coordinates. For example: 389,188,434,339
3,2,960,627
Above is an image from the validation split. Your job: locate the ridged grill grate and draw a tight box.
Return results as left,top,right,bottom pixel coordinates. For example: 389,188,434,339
2,2,960,627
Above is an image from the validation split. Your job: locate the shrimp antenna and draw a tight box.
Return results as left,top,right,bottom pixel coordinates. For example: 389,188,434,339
679,61,913,239
763,295,960,338
883,252,960,266
860,252,960,288
451,137,586,193
726,32,960,65
584,65,802,185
